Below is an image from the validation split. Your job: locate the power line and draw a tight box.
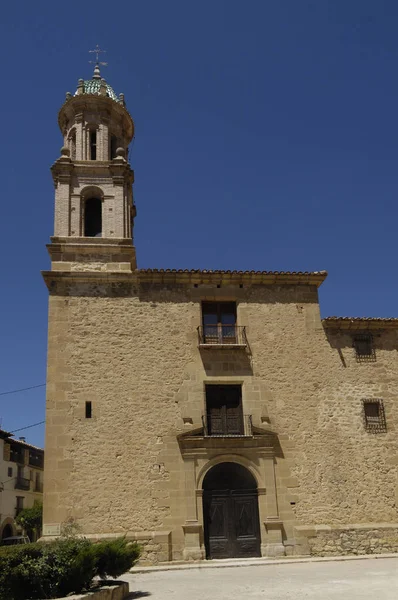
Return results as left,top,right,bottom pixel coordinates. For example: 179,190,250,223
0,384,46,397
10,421,45,434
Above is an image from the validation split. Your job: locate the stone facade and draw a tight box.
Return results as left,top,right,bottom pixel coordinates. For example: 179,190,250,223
42,66,398,562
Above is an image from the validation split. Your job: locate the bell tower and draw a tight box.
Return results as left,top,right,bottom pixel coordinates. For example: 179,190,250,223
49,58,136,272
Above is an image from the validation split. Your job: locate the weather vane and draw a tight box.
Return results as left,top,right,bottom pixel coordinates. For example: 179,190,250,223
89,45,108,68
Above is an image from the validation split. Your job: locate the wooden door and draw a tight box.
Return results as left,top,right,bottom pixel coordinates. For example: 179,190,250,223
204,490,261,559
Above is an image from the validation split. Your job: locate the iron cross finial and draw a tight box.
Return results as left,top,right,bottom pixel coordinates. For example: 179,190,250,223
88,45,108,67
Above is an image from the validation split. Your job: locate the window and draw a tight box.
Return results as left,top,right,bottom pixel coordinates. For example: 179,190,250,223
353,334,375,362
363,399,386,432
84,198,102,237
205,385,244,436
110,135,118,159
69,129,76,160
9,444,24,464
15,496,24,516
29,449,44,469
85,401,92,419
90,130,97,160
202,302,237,344
35,472,42,492
7,467,12,478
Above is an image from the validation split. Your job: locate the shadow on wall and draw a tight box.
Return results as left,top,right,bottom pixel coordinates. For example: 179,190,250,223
200,348,253,376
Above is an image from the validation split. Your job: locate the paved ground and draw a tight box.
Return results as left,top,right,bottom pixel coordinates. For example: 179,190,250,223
123,557,398,600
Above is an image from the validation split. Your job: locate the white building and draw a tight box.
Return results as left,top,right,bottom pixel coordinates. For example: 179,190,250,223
0,430,44,541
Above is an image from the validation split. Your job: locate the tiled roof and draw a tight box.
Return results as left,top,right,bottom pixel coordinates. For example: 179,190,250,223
323,317,398,330
137,269,328,286
138,269,327,276
0,429,44,452
75,78,119,102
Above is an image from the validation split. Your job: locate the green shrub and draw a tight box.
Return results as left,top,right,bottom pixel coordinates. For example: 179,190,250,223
0,537,141,600
92,538,140,578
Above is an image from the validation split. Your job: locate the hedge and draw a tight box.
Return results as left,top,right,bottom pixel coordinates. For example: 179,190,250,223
0,537,140,600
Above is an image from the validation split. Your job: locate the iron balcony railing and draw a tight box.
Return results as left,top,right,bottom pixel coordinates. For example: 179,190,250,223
197,325,248,346
202,414,253,437
15,476,30,491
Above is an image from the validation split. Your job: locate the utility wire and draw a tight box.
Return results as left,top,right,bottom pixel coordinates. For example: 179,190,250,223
0,384,46,397
10,421,45,433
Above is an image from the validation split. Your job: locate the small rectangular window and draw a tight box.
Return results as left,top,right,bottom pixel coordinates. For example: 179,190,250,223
363,399,386,432
85,401,92,419
353,334,375,362
7,467,12,478
90,131,97,160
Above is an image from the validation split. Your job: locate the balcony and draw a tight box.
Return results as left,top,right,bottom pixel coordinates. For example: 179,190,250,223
202,414,253,437
197,325,248,348
10,449,25,464
29,452,44,469
15,476,30,491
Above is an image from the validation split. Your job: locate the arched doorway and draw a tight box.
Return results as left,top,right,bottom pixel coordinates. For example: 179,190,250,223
2,524,13,539
203,462,261,559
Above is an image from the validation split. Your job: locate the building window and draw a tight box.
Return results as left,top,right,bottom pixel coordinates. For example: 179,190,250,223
7,467,12,478
15,496,24,517
204,385,250,436
363,399,386,432
202,302,237,344
90,130,97,160
84,197,102,237
69,129,76,160
29,449,44,469
353,333,375,362
35,472,43,493
9,444,24,464
110,135,118,159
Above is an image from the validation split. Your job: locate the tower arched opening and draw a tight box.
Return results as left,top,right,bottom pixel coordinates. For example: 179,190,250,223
84,197,102,237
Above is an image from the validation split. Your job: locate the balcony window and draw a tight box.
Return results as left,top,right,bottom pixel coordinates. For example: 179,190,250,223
204,385,251,436
29,449,44,469
199,302,246,346
9,444,24,464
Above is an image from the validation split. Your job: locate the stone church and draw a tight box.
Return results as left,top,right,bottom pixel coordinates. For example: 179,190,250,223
42,62,398,563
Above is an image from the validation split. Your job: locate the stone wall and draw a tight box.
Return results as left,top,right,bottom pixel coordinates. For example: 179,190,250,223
43,276,398,562
294,524,398,556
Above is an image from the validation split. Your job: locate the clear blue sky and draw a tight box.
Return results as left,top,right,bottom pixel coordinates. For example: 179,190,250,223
1,0,398,447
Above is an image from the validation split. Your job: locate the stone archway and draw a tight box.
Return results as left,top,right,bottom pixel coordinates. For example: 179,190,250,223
203,462,261,559
1,523,14,540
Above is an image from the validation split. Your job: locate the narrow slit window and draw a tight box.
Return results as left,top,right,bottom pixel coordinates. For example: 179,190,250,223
363,399,386,432
85,401,92,419
90,130,97,160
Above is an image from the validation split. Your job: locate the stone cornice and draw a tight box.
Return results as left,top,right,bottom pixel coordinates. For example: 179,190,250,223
137,269,327,287
323,317,398,330
42,268,327,289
